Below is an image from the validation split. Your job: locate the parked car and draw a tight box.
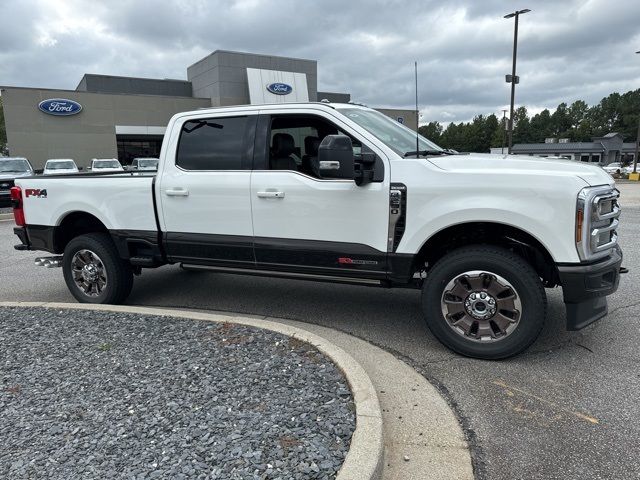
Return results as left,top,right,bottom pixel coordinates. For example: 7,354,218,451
43,159,79,175
602,162,633,175
90,158,124,172
130,158,159,171
0,157,34,207
10,102,623,359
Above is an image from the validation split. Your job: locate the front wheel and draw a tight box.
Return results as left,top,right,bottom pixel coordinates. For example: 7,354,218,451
422,246,546,359
62,233,134,304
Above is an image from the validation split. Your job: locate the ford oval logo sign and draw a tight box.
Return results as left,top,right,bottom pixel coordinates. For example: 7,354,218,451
266,83,293,95
38,98,83,116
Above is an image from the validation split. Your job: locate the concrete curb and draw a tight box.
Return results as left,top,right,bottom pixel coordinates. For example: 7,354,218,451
0,301,384,480
0,213,13,220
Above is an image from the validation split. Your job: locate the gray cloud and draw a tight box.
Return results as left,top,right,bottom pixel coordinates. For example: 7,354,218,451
1,0,639,124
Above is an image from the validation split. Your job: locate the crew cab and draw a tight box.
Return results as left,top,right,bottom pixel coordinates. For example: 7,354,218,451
10,102,623,359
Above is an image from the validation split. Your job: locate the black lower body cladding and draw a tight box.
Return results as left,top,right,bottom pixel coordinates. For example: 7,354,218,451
557,245,623,330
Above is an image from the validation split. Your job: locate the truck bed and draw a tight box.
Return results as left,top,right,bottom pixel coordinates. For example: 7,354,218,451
16,173,158,233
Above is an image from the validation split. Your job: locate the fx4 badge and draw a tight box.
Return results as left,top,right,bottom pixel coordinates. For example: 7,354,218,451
25,188,48,198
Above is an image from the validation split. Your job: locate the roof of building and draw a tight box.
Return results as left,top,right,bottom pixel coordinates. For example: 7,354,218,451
512,142,605,152
76,74,193,97
514,134,638,153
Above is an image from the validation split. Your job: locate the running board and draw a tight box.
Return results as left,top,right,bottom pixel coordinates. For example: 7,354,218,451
180,263,385,287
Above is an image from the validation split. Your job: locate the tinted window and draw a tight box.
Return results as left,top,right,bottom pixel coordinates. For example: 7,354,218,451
177,116,247,170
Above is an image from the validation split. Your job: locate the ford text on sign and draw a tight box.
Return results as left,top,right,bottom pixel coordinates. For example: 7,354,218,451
38,99,83,116
266,83,293,95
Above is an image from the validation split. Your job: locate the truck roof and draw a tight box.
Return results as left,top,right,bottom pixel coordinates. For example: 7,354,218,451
191,101,370,116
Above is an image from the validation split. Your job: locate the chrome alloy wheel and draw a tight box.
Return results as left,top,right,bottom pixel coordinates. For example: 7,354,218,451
71,249,108,297
440,270,522,342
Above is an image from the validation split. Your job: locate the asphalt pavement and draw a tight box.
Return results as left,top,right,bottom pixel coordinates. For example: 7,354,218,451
1,184,638,480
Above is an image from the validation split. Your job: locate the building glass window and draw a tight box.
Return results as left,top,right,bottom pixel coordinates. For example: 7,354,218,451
117,137,162,166
176,116,248,170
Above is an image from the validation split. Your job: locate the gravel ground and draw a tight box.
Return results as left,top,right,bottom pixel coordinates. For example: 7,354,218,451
0,307,355,479
0,207,11,214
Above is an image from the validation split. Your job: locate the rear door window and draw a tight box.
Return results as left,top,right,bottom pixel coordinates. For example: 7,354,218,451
176,116,250,170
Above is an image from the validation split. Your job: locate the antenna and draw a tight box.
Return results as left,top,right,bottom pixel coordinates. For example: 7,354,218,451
415,61,419,156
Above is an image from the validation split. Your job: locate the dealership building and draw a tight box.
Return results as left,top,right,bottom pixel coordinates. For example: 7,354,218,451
490,132,636,164
1,50,417,169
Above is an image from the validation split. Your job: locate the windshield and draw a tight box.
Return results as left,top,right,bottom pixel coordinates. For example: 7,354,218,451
337,108,442,156
0,159,30,173
47,161,76,170
138,159,158,168
93,160,120,169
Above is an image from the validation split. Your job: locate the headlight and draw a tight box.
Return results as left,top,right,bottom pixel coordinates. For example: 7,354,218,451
575,186,620,261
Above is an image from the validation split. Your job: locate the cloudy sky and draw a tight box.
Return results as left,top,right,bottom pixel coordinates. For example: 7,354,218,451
1,0,639,124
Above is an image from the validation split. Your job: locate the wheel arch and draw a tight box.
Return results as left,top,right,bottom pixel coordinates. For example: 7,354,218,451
53,211,109,254
414,221,560,287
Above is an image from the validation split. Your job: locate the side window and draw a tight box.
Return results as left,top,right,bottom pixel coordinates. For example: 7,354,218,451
176,116,248,170
268,115,363,177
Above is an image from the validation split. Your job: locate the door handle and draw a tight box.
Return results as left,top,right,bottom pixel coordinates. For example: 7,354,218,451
165,188,189,197
256,191,285,198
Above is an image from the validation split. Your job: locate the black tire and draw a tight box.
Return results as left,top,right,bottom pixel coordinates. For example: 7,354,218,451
62,233,134,304
422,245,546,359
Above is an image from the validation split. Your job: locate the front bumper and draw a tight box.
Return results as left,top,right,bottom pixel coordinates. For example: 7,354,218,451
557,245,623,330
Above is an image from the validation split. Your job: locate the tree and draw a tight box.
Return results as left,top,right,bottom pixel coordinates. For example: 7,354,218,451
424,87,640,152
530,109,552,142
512,106,531,144
568,100,588,129
418,121,443,144
551,102,572,137
491,114,508,149
484,114,499,151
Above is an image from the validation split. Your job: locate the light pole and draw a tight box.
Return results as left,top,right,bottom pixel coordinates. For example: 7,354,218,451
634,50,640,174
504,8,531,154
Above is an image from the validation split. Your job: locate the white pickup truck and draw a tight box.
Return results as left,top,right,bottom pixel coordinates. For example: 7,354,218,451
10,102,623,359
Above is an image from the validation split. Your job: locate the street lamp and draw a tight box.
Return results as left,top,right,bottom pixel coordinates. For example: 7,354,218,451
504,8,531,154
634,50,640,174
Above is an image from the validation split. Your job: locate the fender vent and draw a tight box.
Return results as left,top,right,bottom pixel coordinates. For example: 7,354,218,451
389,183,407,252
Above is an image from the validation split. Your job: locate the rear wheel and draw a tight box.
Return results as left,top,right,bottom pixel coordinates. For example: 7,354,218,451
63,233,133,304
422,245,546,359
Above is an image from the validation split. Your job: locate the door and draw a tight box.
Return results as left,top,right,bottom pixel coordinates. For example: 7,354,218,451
158,113,257,266
250,112,390,279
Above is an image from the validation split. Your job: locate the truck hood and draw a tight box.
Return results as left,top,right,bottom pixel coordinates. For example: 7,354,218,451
428,153,614,187
0,171,32,181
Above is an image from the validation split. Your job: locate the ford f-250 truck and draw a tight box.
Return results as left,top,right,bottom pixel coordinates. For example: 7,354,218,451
10,102,623,359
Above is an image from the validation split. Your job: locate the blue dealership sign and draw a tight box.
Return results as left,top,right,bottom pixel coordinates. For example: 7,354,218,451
266,83,293,95
38,98,83,116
